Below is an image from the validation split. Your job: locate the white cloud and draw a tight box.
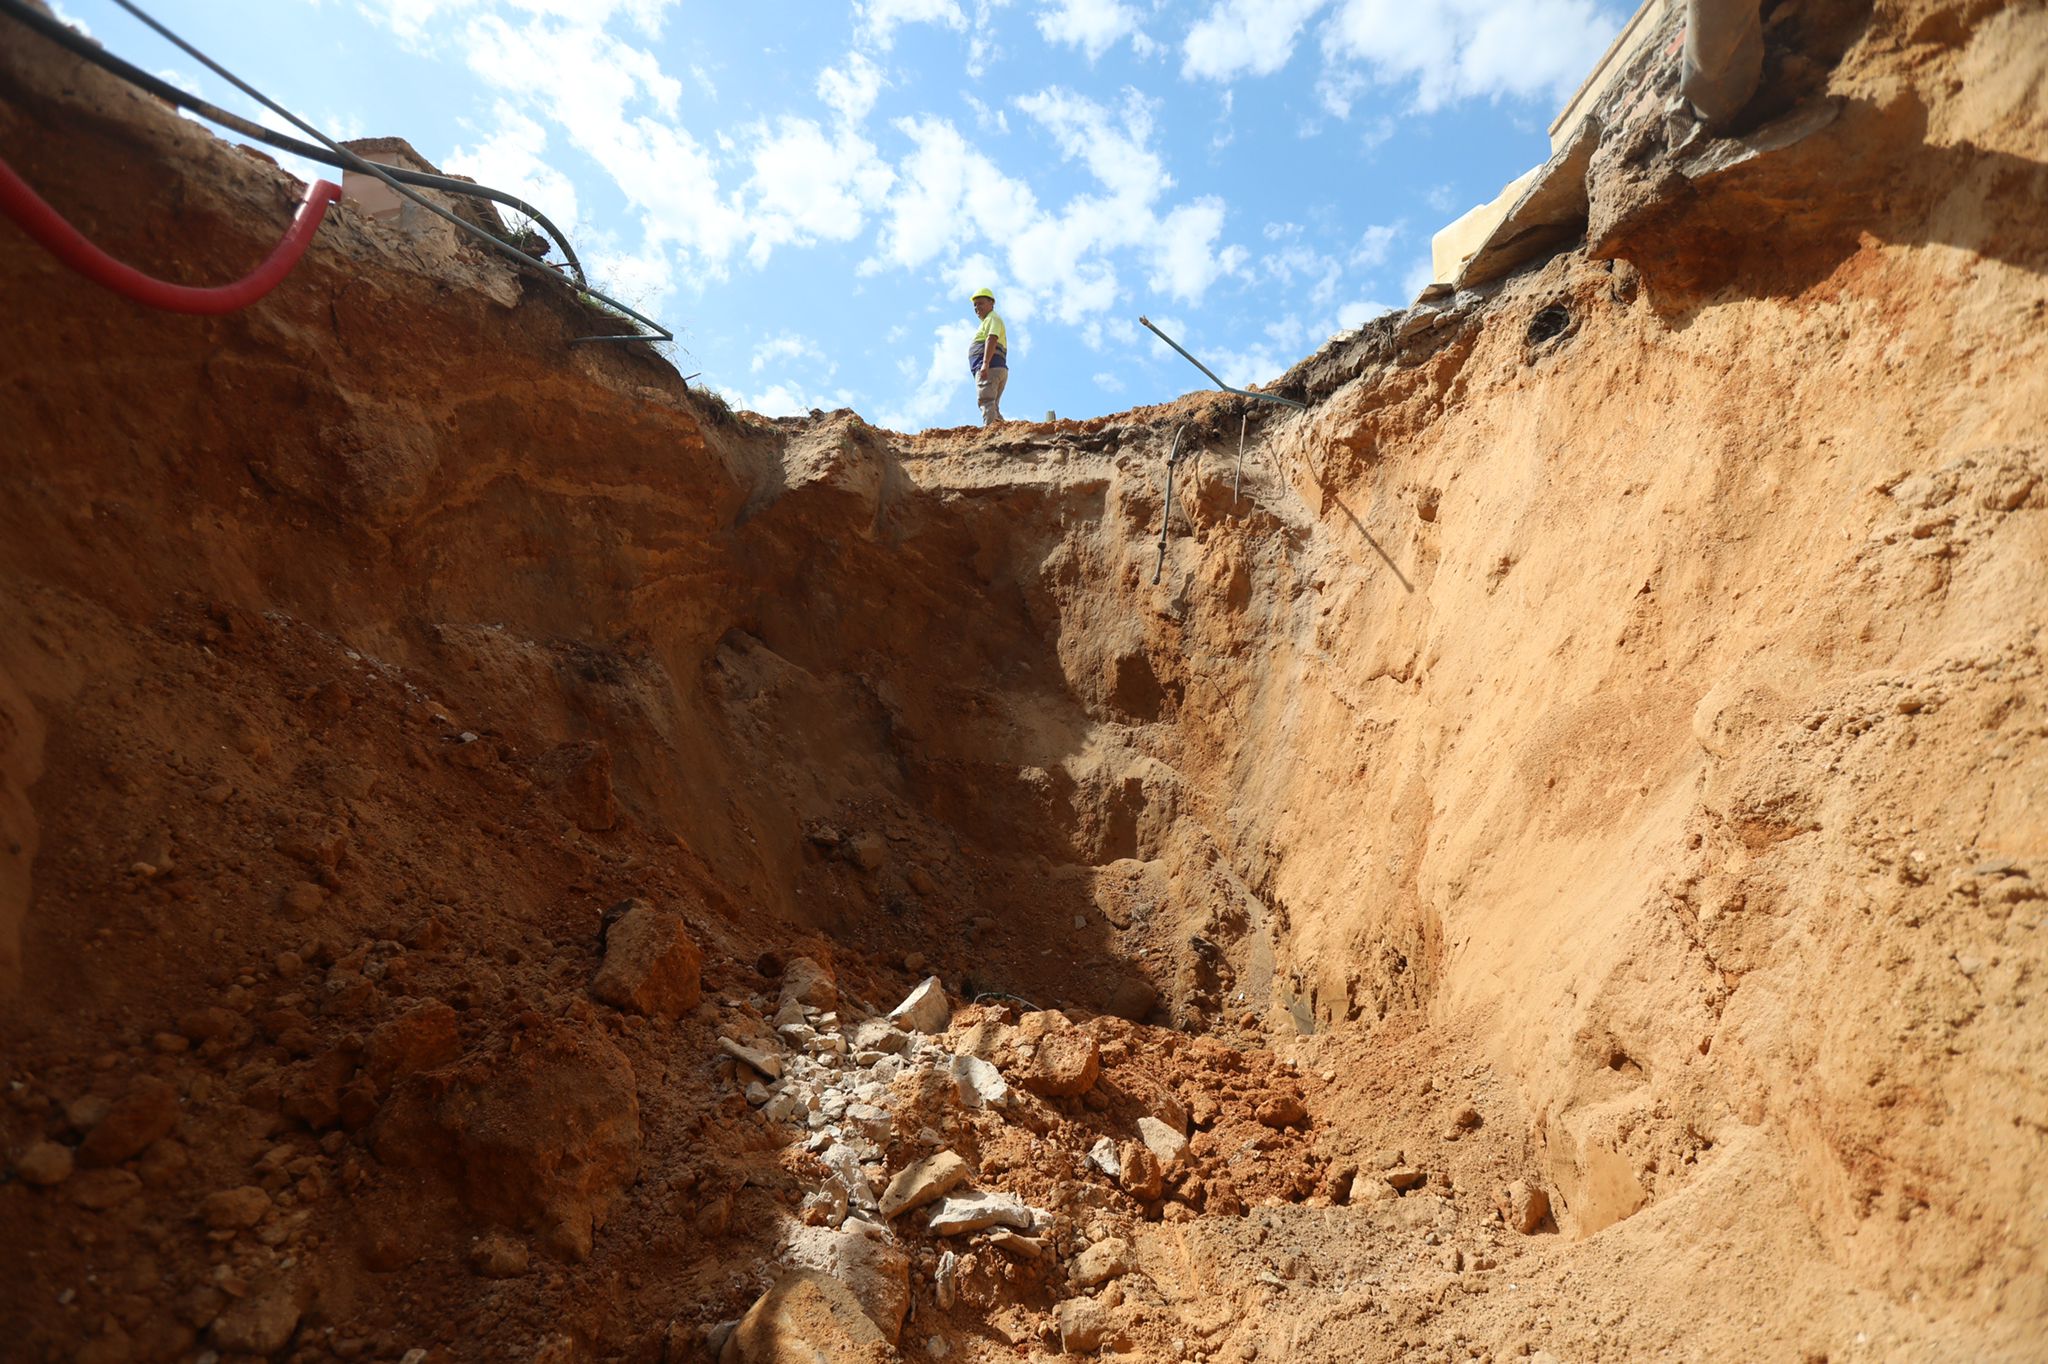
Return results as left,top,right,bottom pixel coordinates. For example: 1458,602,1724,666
1182,0,1329,82
818,52,886,124
1015,87,1169,205
1093,370,1125,392
963,93,1010,133
870,114,1039,274
858,0,967,48
1035,0,1146,61
1349,221,1400,269
445,101,583,232
1336,297,1395,329
876,319,978,430
740,116,895,265
751,332,828,374
1148,198,1246,302
1321,0,1621,111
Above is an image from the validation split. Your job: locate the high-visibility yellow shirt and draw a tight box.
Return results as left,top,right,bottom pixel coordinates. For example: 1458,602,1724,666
969,312,1007,373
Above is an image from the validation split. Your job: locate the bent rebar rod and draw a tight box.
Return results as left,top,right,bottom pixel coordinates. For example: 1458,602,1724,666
1233,409,1249,501
1152,422,1188,586
1139,316,1309,411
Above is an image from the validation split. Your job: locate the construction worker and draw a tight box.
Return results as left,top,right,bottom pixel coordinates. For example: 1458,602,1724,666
968,286,1007,425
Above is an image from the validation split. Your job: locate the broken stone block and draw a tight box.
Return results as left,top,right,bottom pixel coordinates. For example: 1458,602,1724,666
850,1018,910,1054
950,1053,1010,1108
719,1270,888,1364
780,1224,912,1343
719,1037,784,1081
1135,1116,1187,1170
879,1150,968,1218
590,901,703,1019
1069,1236,1133,1288
1385,1166,1427,1191
1349,1172,1397,1204
779,957,838,1012
889,977,950,1034
926,1189,1036,1236
1086,1137,1120,1180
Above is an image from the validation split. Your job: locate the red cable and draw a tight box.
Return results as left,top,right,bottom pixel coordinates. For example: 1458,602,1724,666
0,149,341,315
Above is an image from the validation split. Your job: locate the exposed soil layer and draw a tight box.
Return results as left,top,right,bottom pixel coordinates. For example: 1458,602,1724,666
2,3,2045,1364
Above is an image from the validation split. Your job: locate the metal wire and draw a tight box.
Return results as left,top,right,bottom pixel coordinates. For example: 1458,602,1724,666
58,0,670,345
0,0,590,289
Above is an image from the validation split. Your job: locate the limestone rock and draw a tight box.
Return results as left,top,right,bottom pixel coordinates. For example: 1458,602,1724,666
779,957,839,1012
1069,1236,1133,1288
780,1224,912,1343
78,1076,180,1167
1499,1180,1550,1234
720,1037,784,1080
949,1053,1009,1108
850,1018,909,1054
14,1139,73,1186
590,900,703,1019
1086,1137,1120,1180
1385,1166,1427,1191
719,1270,891,1364
1135,1116,1187,1171
1349,1172,1397,1204
926,1189,1037,1236
879,1150,969,1218
888,977,950,1034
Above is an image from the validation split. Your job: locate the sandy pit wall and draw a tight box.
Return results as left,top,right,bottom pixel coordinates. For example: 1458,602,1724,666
0,0,2044,1358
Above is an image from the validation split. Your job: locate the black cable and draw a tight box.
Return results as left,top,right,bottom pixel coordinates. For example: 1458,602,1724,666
0,0,587,287
1,0,671,344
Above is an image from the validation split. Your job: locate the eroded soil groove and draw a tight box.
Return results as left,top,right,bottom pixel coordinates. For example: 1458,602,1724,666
2,3,2045,1363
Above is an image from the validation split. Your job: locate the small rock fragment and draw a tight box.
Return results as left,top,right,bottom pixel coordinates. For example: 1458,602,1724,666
470,1232,530,1279
1499,1180,1550,1233
1117,1143,1164,1201
926,1190,1036,1236
879,1150,968,1218
889,977,951,1034
718,1037,783,1080
779,957,838,1012
14,1140,74,1186
78,1077,181,1167
1055,1297,1114,1353
199,1185,273,1231
1086,1137,1121,1180
1070,1237,1133,1288
950,1053,1009,1108
590,900,704,1019
1136,1116,1188,1170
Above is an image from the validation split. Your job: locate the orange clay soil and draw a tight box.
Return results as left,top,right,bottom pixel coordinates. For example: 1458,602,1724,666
1,2,2044,1362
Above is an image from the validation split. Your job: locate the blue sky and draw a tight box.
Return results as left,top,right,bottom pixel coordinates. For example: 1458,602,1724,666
52,0,1628,428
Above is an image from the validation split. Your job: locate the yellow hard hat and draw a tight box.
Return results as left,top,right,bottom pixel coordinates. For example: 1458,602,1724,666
970,287,995,301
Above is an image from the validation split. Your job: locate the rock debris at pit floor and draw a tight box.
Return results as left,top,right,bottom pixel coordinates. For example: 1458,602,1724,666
2,3,2047,1362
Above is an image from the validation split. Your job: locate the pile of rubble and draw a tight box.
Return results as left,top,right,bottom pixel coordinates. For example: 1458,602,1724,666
692,950,1286,1361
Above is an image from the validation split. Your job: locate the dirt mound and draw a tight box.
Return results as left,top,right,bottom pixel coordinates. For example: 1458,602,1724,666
2,1,2045,1361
